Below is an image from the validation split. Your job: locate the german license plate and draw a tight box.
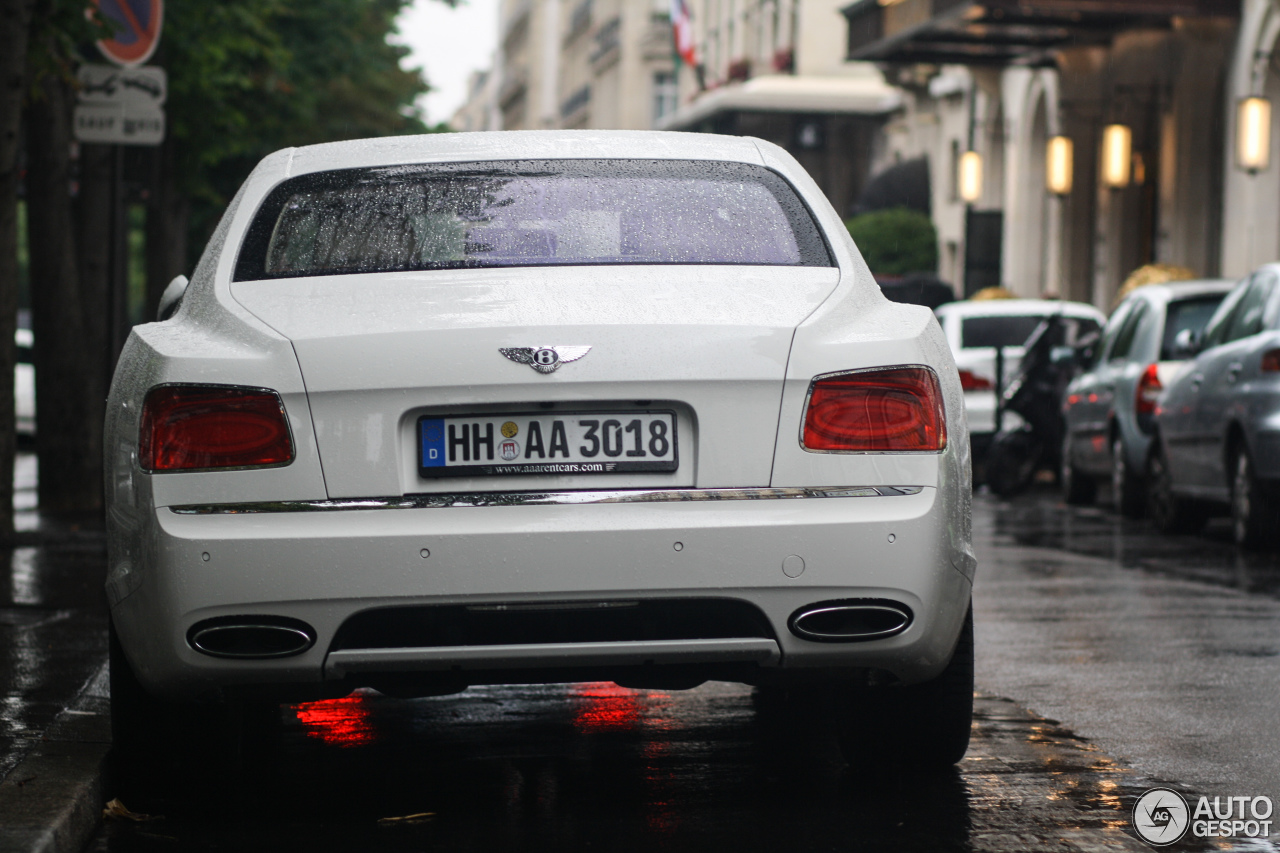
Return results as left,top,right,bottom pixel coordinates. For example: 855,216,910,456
418,411,678,478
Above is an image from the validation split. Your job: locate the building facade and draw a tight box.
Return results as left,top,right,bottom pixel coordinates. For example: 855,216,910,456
452,69,501,133
458,0,900,221
658,0,901,218
458,0,680,133
1223,0,1280,277
843,0,1242,306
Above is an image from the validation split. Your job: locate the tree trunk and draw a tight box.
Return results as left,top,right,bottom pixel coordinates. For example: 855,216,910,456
26,73,99,516
76,143,111,493
0,0,37,539
145,132,189,318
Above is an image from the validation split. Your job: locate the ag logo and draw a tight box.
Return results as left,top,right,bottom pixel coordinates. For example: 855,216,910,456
499,346,591,375
1133,788,1190,846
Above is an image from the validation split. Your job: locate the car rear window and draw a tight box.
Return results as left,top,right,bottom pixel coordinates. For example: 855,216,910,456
234,159,833,280
1160,294,1227,360
960,315,1049,349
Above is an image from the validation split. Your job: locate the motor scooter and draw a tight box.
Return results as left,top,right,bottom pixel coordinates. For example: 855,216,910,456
985,314,1094,497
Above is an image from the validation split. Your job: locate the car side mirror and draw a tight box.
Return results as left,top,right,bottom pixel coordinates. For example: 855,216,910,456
157,275,189,321
1171,328,1201,359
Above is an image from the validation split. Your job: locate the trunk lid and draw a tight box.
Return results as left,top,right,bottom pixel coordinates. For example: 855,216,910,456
230,265,839,497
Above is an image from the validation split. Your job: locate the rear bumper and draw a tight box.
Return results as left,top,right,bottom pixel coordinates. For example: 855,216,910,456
110,486,972,700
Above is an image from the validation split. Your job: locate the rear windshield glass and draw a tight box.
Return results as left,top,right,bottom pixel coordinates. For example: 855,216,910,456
234,159,833,280
1161,294,1227,360
960,315,1050,349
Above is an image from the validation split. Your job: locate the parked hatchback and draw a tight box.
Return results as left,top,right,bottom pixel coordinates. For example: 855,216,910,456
1149,266,1280,546
1061,280,1232,514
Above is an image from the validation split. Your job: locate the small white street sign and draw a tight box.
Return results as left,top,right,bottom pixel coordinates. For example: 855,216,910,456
77,64,167,107
74,103,165,146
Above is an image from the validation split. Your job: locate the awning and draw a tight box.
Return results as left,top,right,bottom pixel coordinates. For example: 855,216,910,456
657,74,903,131
841,0,1241,67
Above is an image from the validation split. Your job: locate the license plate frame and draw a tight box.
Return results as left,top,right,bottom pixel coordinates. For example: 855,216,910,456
418,410,679,478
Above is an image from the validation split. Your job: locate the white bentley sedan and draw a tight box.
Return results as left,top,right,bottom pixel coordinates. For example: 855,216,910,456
105,131,976,767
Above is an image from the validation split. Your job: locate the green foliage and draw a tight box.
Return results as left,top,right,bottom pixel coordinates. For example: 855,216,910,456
127,204,146,325
25,0,112,92
162,0,447,254
844,207,939,277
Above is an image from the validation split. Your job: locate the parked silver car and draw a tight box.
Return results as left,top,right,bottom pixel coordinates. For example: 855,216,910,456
1150,266,1280,546
1062,280,1232,515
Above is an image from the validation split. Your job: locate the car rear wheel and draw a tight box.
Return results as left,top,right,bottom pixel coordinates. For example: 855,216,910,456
836,605,973,769
1111,436,1144,518
1062,434,1096,505
1232,448,1277,549
110,618,278,773
1146,442,1206,535
109,617,174,756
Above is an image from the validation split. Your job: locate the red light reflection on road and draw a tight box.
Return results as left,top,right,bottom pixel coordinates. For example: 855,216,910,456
292,691,379,747
570,682,650,733
642,740,679,834
570,682,682,835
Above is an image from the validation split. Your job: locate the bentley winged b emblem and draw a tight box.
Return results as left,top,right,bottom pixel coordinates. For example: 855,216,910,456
500,346,592,374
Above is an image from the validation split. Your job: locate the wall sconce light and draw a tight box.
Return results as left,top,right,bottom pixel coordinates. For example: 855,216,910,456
1102,124,1132,189
1237,96,1271,173
1046,136,1073,195
1132,152,1146,186
958,150,983,203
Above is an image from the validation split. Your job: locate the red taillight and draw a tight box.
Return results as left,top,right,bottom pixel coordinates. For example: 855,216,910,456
1263,349,1280,372
957,369,993,392
1135,363,1162,416
802,367,947,452
140,385,294,472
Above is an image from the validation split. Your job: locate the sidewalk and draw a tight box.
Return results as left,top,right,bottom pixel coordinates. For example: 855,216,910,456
0,453,111,853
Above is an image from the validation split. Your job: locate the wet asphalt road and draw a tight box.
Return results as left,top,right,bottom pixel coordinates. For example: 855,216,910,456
19,482,1275,851
0,454,109,783
974,489,1280,800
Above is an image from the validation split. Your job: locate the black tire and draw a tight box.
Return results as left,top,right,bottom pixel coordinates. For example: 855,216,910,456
987,430,1040,498
1231,447,1277,549
837,605,973,769
1062,434,1096,505
1111,436,1144,518
109,616,172,755
1146,441,1206,535
110,618,278,773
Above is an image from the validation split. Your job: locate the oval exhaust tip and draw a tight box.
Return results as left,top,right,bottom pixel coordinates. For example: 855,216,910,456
788,600,912,642
189,618,316,659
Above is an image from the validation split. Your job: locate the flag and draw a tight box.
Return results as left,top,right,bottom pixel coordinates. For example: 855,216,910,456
670,0,698,67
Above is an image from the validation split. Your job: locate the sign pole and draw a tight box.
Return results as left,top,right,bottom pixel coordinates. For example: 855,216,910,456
110,145,128,363
77,0,165,372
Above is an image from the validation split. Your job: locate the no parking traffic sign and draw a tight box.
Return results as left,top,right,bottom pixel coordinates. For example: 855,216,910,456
90,0,164,68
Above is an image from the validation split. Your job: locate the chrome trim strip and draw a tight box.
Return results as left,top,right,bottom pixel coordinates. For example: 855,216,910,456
170,486,925,515
324,638,782,677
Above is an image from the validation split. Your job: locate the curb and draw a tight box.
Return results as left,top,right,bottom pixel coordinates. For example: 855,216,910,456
0,663,110,853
